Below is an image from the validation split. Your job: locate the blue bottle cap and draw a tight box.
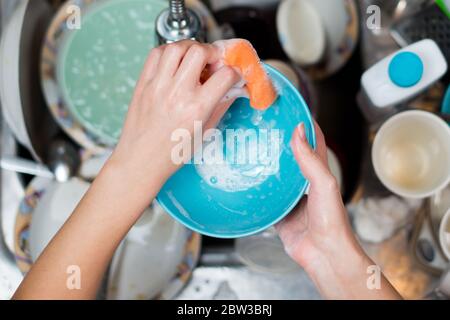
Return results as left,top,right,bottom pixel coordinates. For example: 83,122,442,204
388,51,424,88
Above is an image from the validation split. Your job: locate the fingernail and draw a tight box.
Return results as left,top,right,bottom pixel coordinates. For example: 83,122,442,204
297,123,306,142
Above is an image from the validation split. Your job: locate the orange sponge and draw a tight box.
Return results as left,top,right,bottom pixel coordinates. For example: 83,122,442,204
221,39,277,110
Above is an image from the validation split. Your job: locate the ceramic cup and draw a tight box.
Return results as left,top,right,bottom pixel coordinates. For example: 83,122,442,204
372,110,450,199
440,208,450,261
276,0,326,66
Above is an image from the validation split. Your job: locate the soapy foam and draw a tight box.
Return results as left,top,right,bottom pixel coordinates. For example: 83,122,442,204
195,115,284,193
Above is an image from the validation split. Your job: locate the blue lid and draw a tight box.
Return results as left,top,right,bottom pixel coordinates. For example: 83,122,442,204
388,51,423,88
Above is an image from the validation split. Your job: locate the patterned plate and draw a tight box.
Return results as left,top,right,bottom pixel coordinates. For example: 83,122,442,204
41,0,221,153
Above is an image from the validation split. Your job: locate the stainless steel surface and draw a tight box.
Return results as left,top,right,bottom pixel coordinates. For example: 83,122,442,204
179,244,320,299
177,266,321,300
156,0,205,44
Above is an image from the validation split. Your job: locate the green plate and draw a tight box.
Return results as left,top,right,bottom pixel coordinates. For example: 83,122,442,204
57,0,167,145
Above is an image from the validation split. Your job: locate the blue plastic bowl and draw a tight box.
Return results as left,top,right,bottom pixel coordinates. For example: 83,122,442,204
157,64,316,238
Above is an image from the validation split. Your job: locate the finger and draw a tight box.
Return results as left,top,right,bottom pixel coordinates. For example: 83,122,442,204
313,121,328,165
175,43,222,86
291,123,338,196
199,66,240,113
156,40,198,79
203,99,235,132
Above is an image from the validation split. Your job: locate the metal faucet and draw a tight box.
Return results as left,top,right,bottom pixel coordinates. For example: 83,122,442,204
155,0,205,44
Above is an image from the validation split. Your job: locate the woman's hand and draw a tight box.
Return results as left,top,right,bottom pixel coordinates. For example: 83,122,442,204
110,40,239,185
277,122,355,269
277,122,401,300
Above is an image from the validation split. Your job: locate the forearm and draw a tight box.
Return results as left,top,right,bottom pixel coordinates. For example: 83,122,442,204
13,156,167,299
302,234,402,300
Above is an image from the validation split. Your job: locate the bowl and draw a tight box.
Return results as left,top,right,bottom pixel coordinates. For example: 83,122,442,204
157,64,316,238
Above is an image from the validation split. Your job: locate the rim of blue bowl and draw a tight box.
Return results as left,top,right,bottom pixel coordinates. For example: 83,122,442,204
157,63,317,238
442,84,450,122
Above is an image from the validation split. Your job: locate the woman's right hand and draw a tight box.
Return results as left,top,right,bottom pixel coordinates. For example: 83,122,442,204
108,40,239,192
276,122,401,300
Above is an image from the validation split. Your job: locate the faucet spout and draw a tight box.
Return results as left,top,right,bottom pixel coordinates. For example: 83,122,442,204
155,0,205,44
169,0,188,27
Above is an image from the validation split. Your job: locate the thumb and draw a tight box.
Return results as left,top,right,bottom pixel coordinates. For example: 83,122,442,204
290,123,339,197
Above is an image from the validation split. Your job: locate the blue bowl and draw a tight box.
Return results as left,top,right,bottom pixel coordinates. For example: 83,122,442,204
157,64,316,238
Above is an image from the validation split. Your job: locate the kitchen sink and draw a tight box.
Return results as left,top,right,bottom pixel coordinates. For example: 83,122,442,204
0,0,443,300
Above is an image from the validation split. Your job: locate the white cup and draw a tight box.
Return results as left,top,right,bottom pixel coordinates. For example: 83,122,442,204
440,208,450,261
372,110,450,199
276,0,326,66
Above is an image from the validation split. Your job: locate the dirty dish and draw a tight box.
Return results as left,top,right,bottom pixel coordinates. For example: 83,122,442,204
47,0,167,149
276,0,326,66
13,151,113,272
372,110,450,199
107,202,200,300
157,64,316,238
303,0,359,79
0,0,55,161
29,178,90,261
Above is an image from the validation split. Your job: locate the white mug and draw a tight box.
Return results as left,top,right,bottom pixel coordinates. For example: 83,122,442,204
372,110,450,199
276,0,326,66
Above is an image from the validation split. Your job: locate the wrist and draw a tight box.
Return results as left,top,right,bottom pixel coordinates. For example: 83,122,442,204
100,151,170,204
299,233,374,299
108,144,174,186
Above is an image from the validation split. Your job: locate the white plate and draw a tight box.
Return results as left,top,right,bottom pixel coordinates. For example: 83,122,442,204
29,177,90,261
107,202,191,300
0,0,34,156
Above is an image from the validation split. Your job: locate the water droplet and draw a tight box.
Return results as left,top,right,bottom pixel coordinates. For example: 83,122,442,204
210,176,218,184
